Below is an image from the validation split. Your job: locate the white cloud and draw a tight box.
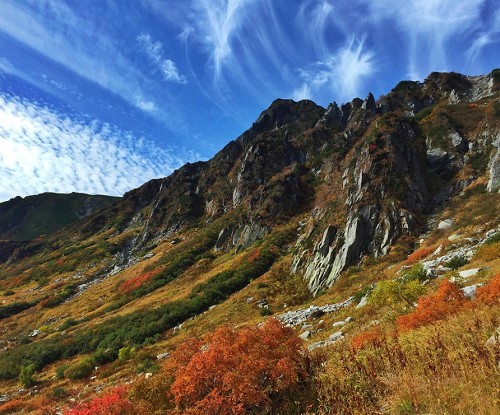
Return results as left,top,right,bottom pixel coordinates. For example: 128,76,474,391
466,9,500,63
137,32,186,84
135,96,157,112
190,0,257,76
0,2,162,116
291,83,312,102
0,57,15,74
365,0,486,79
294,37,375,103
0,92,191,202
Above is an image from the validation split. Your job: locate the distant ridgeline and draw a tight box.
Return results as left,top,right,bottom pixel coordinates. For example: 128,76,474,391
0,192,119,241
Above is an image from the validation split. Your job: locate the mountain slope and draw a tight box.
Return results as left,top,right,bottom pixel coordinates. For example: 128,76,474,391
0,192,120,241
0,69,499,414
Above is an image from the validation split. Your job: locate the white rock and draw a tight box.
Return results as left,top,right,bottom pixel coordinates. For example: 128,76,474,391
145,372,153,379
486,326,500,346
448,234,460,242
458,268,481,279
156,352,170,360
307,331,344,351
433,244,443,255
299,331,311,340
438,219,454,229
462,284,482,299
332,321,346,327
329,331,344,341
356,294,369,309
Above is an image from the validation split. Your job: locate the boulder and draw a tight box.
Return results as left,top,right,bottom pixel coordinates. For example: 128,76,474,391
458,268,481,279
438,219,454,229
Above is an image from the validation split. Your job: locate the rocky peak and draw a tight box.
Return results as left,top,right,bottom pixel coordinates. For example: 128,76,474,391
247,99,323,138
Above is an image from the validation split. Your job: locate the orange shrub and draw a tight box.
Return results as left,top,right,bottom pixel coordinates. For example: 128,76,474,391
169,319,310,415
63,386,134,415
0,399,27,414
351,326,384,351
476,273,500,305
397,279,468,330
119,268,161,294
405,245,436,264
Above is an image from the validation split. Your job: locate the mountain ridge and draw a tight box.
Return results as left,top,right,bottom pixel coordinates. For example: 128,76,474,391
0,192,120,242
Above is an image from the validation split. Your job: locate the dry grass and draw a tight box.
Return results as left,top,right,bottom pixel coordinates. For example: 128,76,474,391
307,301,500,415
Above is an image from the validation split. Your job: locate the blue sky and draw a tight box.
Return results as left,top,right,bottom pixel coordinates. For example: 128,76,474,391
0,0,499,202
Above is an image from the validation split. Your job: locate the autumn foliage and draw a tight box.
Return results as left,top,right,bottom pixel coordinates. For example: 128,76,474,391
397,279,468,330
405,245,436,264
351,326,384,351
119,268,161,294
168,319,310,415
476,273,500,305
63,386,134,415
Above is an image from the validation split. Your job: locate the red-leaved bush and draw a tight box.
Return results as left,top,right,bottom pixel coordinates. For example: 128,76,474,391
351,326,384,351
63,386,134,415
168,319,309,415
405,245,436,264
397,279,468,330
119,268,161,294
476,273,500,305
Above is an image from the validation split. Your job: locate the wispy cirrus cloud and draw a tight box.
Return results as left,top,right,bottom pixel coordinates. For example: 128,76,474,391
0,1,160,113
466,8,500,64
137,32,186,84
292,37,375,103
191,0,256,76
365,0,486,79
0,92,191,202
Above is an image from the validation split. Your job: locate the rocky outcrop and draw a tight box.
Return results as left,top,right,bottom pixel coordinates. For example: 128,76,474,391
302,117,427,292
487,134,500,193
277,297,353,327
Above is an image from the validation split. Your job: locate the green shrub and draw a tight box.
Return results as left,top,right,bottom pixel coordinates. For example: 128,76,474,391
0,301,35,319
446,256,469,270
64,357,96,379
93,348,118,364
118,346,136,362
484,232,500,245
55,364,69,380
58,317,77,331
135,356,159,374
260,307,273,316
19,363,36,387
52,386,69,399
399,263,427,283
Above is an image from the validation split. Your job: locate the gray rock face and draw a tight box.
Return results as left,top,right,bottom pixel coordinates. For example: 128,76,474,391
487,135,500,193
301,117,427,293
212,222,268,252
427,147,450,172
